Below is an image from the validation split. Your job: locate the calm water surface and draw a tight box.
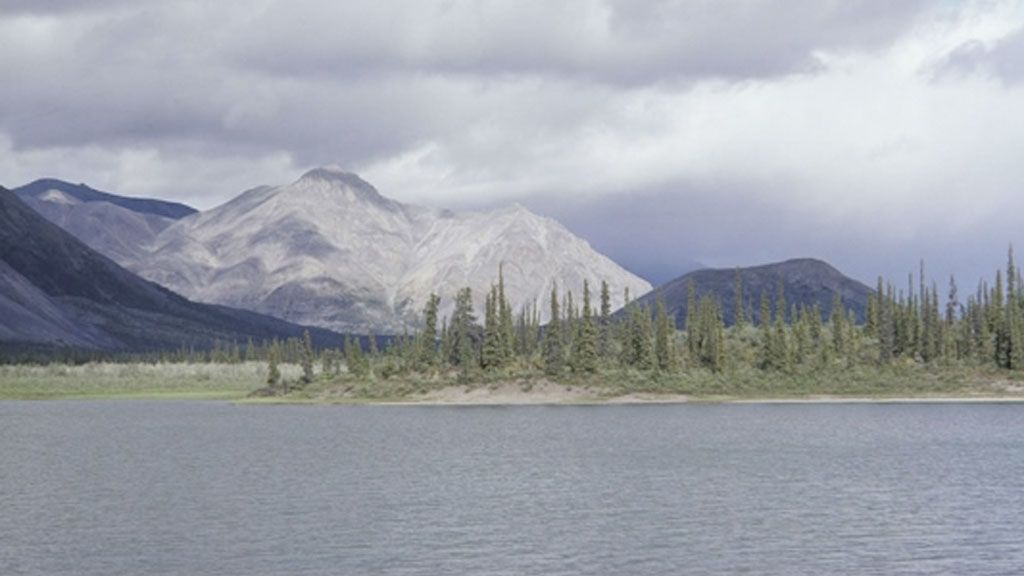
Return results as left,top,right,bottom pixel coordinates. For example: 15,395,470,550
2,401,1024,575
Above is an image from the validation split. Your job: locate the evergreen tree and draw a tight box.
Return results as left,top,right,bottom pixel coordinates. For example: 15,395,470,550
993,270,1010,368
793,306,810,365
831,293,846,359
878,285,895,364
654,295,672,371
482,287,502,370
419,293,440,368
865,290,879,338
498,266,515,363
266,342,281,389
775,276,787,324
1006,246,1019,369
299,329,314,386
946,275,959,326
544,284,564,376
633,304,655,371
573,280,599,373
564,291,577,351
773,304,790,371
758,292,775,370
733,268,746,328
599,280,612,357
367,331,378,358
686,280,698,361
450,288,478,376
439,316,453,368
345,336,369,378
694,296,725,372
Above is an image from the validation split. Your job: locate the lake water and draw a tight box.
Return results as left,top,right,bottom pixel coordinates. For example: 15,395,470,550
2,401,1024,575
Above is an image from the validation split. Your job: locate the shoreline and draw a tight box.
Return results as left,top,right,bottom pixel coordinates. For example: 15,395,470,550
6,389,1024,405
239,380,1024,406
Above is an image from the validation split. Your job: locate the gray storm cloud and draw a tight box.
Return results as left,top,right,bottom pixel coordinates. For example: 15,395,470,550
1,0,1023,287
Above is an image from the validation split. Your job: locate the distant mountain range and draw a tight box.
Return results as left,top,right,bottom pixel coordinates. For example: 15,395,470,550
15,179,196,265
633,258,872,327
16,178,196,219
9,172,874,343
0,187,344,353
15,169,651,333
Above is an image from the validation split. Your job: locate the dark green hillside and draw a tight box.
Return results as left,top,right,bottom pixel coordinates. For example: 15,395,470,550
632,259,872,328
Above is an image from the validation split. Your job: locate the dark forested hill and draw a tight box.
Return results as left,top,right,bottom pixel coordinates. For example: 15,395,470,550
632,258,872,328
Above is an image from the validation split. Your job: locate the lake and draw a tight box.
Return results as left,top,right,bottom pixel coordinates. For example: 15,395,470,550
2,401,1023,575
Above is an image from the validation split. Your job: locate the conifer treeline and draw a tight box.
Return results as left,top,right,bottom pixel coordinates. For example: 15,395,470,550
317,248,1024,381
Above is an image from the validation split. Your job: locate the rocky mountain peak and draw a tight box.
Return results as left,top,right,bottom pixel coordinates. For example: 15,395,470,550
293,167,394,209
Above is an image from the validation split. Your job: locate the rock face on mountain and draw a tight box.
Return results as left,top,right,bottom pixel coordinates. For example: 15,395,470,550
118,167,651,333
633,258,872,328
0,187,343,352
14,179,197,263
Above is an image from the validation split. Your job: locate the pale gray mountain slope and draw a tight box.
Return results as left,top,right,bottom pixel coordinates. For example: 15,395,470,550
128,168,651,333
18,188,177,262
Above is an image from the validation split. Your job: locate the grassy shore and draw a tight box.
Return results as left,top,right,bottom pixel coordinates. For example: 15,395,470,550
3,360,1024,404
0,362,300,400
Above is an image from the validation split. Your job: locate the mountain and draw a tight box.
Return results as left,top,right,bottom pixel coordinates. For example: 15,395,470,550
0,186,344,352
85,167,650,333
633,258,872,328
15,179,197,219
13,179,197,263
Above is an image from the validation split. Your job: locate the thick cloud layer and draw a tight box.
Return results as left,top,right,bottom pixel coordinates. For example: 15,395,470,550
2,0,1023,287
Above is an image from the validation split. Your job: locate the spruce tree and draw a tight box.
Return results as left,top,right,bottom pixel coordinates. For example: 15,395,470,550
544,284,564,376
482,288,501,370
439,316,453,368
831,293,846,359
733,268,746,328
573,280,599,373
599,280,612,357
878,285,894,364
498,267,515,364
654,295,672,371
299,329,314,385
773,306,790,372
775,276,787,325
1006,246,1019,369
345,336,368,378
564,291,577,351
419,293,440,368
694,296,724,372
758,292,774,370
450,287,477,373
793,306,810,365
686,280,698,362
634,304,655,371
267,343,281,389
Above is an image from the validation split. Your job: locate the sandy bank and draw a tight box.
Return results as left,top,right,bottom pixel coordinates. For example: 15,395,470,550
372,382,1024,406
378,380,690,406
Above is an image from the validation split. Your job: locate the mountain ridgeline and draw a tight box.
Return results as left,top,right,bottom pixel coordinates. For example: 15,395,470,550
633,259,872,329
15,179,197,219
13,179,198,265
0,186,345,354
17,168,650,334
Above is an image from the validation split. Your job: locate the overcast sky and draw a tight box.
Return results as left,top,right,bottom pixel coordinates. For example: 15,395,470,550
2,0,1024,287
